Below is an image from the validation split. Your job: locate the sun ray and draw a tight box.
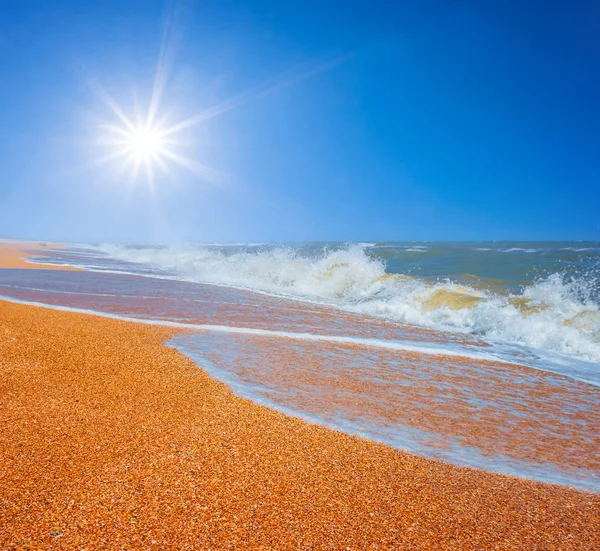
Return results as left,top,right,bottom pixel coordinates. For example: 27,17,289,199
89,149,132,169
84,70,138,134
160,57,345,138
100,123,136,140
151,149,172,176
147,0,182,129
159,149,228,185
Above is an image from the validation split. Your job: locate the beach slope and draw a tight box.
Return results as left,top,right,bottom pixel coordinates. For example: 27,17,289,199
0,300,598,549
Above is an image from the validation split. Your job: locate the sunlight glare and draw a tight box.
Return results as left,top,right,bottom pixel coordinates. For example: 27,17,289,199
126,126,165,163
87,1,339,193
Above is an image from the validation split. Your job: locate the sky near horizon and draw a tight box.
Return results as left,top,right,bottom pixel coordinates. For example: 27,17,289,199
0,0,598,243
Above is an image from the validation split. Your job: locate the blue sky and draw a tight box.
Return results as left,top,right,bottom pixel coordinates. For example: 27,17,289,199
0,0,598,243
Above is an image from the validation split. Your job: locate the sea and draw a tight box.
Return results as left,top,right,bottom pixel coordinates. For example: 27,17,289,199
1,241,598,492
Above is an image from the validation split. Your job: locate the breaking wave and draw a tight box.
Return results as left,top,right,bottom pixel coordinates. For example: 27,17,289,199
93,243,600,363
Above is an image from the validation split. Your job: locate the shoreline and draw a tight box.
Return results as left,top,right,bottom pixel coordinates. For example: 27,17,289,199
0,298,598,549
3,292,599,492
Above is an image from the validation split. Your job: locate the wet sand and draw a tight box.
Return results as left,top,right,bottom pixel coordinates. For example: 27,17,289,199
0,241,81,270
0,299,598,550
194,333,600,478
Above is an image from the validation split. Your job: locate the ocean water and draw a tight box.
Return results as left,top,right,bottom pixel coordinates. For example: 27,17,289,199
1,241,599,491
42,241,600,364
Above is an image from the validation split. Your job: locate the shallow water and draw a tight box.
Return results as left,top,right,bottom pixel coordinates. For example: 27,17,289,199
1,241,599,492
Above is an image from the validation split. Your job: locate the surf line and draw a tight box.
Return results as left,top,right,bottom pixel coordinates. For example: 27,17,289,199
0,294,513,364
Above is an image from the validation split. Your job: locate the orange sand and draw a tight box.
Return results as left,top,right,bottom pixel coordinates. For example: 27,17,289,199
0,300,598,550
0,240,81,270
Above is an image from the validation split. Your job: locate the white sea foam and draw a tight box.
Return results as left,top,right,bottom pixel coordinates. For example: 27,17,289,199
92,243,600,363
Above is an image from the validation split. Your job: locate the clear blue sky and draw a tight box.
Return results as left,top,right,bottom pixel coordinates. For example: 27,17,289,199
0,0,598,243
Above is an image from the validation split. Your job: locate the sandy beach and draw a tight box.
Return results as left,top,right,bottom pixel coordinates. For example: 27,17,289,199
0,297,598,550
1,241,599,549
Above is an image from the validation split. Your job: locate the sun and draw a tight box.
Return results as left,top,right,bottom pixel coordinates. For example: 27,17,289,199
87,0,339,194
93,95,230,192
89,52,336,190
126,126,165,163
97,115,176,185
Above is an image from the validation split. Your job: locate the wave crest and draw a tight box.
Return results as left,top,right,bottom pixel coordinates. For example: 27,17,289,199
95,243,600,363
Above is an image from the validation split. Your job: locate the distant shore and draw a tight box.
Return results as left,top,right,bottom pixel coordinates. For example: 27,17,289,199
0,298,598,549
0,239,81,270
